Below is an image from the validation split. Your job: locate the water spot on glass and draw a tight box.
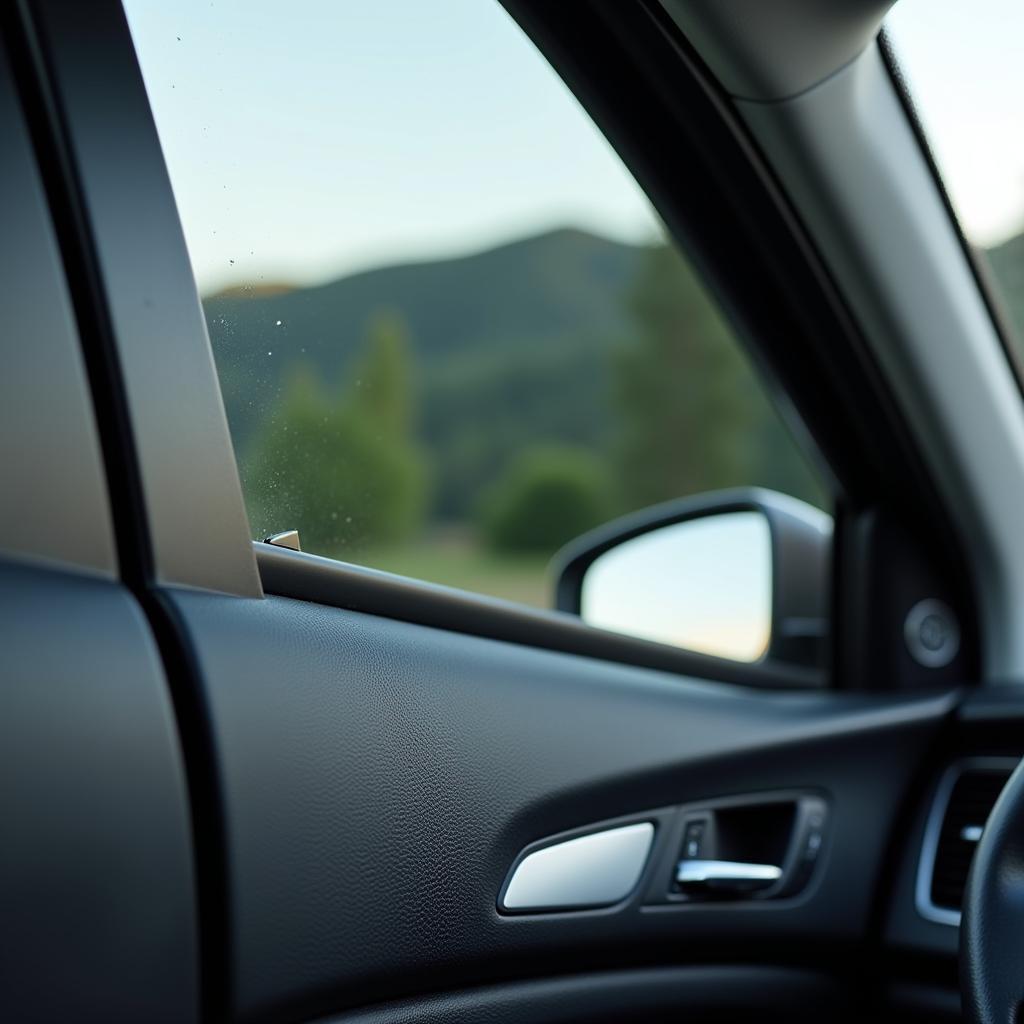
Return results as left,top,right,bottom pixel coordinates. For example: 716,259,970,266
275,320,282,326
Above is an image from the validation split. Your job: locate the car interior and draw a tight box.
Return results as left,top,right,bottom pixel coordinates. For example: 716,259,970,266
6,1,1024,1022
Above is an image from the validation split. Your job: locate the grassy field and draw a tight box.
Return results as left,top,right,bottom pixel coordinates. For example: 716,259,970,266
337,531,554,610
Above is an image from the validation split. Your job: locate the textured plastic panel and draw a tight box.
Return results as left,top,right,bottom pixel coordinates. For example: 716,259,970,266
320,966,847,1023
0,562,197,1022
167,587,952,1022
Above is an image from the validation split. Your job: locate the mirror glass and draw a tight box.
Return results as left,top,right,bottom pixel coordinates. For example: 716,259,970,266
579,511,772,662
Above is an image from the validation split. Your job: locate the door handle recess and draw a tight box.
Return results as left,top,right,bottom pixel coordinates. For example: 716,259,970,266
675,859,782,894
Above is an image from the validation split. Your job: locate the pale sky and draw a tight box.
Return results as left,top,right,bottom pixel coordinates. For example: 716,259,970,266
123,0,1024,296
123,0,662,295
885,0,1024,248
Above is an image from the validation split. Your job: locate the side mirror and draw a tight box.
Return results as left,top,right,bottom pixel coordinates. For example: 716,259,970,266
553,488,832,669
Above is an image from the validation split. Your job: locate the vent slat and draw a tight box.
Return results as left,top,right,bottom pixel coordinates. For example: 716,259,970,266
929,766,1014,912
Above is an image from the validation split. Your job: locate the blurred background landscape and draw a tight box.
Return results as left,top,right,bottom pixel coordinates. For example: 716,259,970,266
207,225,826,607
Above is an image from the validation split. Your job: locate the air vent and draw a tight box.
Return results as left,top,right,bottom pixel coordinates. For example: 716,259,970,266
917,758,1018,925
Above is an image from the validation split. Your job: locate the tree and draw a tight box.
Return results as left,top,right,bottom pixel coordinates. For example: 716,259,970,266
613,244,824,509
243,313,428,553
479,445,612,555
351,312,414,439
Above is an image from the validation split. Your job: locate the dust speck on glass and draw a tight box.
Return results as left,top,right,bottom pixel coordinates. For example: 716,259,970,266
124,0,824,612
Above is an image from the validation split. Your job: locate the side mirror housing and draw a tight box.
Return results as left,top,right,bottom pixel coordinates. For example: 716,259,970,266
553,488,832,670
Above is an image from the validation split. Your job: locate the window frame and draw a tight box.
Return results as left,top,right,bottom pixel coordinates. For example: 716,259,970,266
18,0,981,691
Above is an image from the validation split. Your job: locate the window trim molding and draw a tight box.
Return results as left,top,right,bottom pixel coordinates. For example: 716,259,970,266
255,542,824,690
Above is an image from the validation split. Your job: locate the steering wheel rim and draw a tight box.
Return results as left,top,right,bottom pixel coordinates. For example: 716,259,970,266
962,760,1024,1024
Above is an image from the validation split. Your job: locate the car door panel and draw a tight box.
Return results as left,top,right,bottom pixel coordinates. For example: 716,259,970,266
169,585,954,1020
1,565,197,1023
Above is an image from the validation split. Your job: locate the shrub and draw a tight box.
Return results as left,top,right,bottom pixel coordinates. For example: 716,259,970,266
243,315,428,554
480,446,612,555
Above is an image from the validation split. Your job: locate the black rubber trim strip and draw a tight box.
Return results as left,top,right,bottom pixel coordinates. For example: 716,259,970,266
256,542,821,690
145,588,233,1023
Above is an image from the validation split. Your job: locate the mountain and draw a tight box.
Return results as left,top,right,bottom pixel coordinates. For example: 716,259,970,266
205,227,646,460
206,226,641,364
207,222,1024,536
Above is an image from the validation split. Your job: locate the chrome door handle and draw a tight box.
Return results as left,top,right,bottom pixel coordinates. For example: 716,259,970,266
501,822,655,911
675,859,782,894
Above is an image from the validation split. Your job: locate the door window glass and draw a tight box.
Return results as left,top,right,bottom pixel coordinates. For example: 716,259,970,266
124,0,826,612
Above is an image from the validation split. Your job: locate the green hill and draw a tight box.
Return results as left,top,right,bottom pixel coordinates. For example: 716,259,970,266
205,227,646,518
206,227,643,450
